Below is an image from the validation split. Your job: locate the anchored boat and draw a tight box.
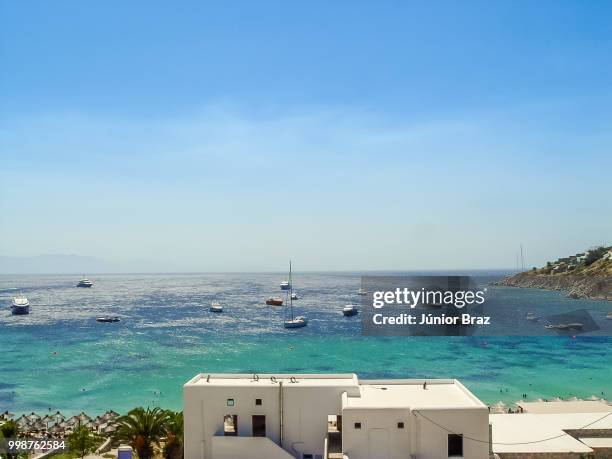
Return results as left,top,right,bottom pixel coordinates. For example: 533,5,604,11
11,295,30,315
266,297,283,306
545,323,584,331
284,261,307,329
76,278,93,288
96,316,120,323
280,280,291,290
526,312,538,321
343,304,358,317
210,301,223,313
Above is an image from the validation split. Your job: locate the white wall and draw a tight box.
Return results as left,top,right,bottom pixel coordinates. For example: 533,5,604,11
341,407,411,459
211,436,295,459
184,383,281,459
281,384,359,458
412,408,489,459
184,380,359,459
184,377,489,459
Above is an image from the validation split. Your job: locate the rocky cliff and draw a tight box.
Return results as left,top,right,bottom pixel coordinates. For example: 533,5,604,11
496,246,612,300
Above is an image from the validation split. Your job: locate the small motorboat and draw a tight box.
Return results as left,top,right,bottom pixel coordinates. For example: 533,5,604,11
76,278,93,288
545,323,584,331
526,312,538,321
284,316,308,328
606,312,612,320
11,295,30,315
210,301,223,313
357,288,367,296
343,304,358,317
291,293,298,300
266,297,283,306
96,316,120,323
280,281,291,290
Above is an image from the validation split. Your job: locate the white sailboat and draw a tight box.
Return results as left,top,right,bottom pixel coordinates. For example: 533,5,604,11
284,261,307,329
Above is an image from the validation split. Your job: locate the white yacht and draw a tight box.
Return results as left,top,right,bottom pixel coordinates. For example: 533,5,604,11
11,295,30,315
606,312,612,320
526,312,538,321
357,287,367,296
280,280,291,290
210,301,223,313
291,293,299,300
343,304,358,317
76,278,93,288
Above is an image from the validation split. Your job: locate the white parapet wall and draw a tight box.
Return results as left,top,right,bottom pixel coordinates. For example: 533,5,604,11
211,436,295,459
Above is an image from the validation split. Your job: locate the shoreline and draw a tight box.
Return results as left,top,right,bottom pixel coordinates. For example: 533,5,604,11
495,272,612,301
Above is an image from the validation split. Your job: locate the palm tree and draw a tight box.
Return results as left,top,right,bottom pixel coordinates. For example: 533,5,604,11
114,407,170,459
67,425,98,459
0,421,17,459
0,419,19,438
162,411,183,459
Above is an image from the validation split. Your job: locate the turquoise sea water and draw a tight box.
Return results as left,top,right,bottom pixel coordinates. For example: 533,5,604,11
1,273,611,416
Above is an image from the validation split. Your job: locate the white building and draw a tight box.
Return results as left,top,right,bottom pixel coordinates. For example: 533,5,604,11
184,373,490,459
490,400,612,458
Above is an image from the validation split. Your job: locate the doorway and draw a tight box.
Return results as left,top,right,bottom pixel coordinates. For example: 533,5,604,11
223,415,237,436
252,415,266,437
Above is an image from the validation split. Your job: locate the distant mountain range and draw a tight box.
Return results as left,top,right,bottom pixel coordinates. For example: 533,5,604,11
0,255,116,274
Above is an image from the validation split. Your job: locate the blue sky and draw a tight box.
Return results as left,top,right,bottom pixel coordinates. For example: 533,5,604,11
1,0,611,271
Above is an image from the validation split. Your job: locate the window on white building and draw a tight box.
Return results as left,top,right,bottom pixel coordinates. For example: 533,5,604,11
226,398,234,407
448,434,463,457
354,422,362,429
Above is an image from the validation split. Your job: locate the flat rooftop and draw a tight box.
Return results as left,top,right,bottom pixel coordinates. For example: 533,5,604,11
344,379,485,409
517,400,611,414
185,373,359,387
490,412,612,454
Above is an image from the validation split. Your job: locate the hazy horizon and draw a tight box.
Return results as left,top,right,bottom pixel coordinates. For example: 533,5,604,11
0,253,584,275
2,1,611,272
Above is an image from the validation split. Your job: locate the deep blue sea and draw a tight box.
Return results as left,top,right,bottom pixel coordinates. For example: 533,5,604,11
1,272,611,417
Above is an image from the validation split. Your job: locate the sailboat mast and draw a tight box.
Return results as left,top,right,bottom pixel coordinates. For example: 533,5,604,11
289,260,294,321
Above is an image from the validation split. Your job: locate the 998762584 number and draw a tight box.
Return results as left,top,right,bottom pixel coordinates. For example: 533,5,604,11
2,438,66,453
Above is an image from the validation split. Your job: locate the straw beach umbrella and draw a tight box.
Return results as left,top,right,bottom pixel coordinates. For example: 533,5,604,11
30,420,46,432
49,423,65,436
490,401,507,413
102,424,116,434
586,395,600,401
15,415,29,428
